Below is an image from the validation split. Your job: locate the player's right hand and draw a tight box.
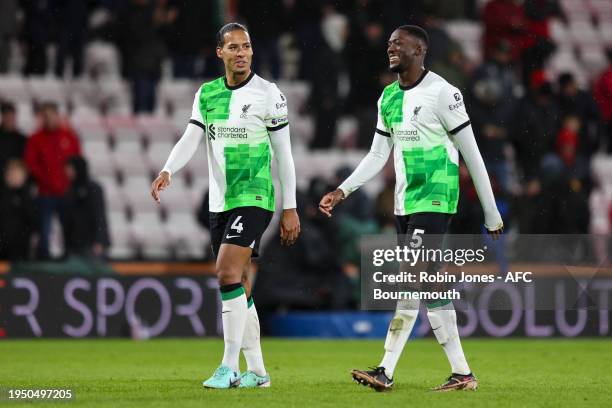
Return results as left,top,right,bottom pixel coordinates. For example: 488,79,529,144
318,189,345,217
151,171,171,203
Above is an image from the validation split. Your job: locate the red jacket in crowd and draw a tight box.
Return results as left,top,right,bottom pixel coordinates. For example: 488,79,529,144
24,126,81,197
594,65,612,122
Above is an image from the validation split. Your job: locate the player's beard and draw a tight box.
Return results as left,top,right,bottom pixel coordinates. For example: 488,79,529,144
389,62,405,73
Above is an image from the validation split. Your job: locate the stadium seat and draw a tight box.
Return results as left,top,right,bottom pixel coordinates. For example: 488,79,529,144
108,210,135,259
159,178,197,211
122,176,156,210
580,45,608,75
165,211,210,259
26,76,66,105
136,115,180,141
83,139,115,176
84,40,121,78
131,211,171,258
157,79,197,115
568,21,600,46
0,75,30,103
97,175,126,212
147,141,175,172
111,139,149,175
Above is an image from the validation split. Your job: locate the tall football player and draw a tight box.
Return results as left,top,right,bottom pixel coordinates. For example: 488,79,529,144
151,23,300,389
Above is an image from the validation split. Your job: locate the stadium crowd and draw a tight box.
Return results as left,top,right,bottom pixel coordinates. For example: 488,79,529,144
1,0,612,307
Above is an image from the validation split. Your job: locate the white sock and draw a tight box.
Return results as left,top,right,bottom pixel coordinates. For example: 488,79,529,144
379,299,420,379
220,284,248,373
427,302,471,375
241,298,267,376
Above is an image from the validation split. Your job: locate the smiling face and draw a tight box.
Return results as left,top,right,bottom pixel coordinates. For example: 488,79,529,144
216,29,253,76
387,29,425,73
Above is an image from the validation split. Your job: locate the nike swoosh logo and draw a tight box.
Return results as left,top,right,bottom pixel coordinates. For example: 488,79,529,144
222,310,230,314
226,235,240,239
207,108,215,112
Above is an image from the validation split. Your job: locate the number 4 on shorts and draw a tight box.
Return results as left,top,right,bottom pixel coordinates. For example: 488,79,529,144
231,216,244,234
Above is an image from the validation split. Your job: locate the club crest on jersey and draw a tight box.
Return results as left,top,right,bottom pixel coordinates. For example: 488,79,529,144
240,104,251,118
411,106,422,122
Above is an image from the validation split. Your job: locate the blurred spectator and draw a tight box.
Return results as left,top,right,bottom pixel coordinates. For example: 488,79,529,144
166,0,219,78
557,72,602,156
0,159,36,260
594,50,612,153
0,0,19,73
54,0,91,78
63,156,110,258
22,0,54,75
555,114,580,168
374,167,395,231
309,5,348,149
332,166,373,220
0,102,27,183
469,41,517,192
238,0,283,79
430,43,469,91
421,10,455,70
117,0,169,113
520,0,560,85
24,103,81,259
346,20,388,148
482,0,529,63
512,82,559,181
255,190,352,310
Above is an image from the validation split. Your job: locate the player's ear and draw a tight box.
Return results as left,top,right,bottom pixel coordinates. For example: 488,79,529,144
216,46,223,59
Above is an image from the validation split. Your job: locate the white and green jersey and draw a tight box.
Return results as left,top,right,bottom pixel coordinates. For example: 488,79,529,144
190,72,289,213
376,70,470,215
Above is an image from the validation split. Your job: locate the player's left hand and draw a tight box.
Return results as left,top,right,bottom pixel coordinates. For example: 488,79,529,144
280,208,300,246
486,226,504,241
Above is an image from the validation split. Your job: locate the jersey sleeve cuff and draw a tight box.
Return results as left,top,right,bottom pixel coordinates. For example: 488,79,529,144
266,122,289,132
375,128,391,137
189,119,205,130
448,120,471,135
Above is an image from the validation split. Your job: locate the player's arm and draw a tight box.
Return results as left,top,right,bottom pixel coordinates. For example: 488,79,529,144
266,84,300,245
319,131,393,217
439,85,503,237
319,94,393,217
151,88,205,203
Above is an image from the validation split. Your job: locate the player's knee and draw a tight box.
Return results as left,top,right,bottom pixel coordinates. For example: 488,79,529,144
216,265,242,285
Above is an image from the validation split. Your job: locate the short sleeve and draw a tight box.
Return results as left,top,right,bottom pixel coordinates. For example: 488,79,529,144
375,94,391,137
437,85,471,135
265,83,289,131
189,86,205,129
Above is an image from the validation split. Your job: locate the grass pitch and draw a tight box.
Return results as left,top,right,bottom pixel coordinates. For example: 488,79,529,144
2,338,611,407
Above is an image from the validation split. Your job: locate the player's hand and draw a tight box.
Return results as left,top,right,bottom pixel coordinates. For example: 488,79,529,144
151,171,171,203
318,189,345,217
486,225,504,241
280,208,300,246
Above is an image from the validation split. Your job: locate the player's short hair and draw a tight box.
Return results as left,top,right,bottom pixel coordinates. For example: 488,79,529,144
396,25,429,47
216,22,249,47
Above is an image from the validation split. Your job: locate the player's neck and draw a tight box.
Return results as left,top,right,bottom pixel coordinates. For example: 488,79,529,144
397,65,425,89
225,70,252,87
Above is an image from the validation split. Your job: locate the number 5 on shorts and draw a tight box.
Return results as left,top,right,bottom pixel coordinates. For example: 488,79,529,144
410,228,424,248
231,216,244,234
